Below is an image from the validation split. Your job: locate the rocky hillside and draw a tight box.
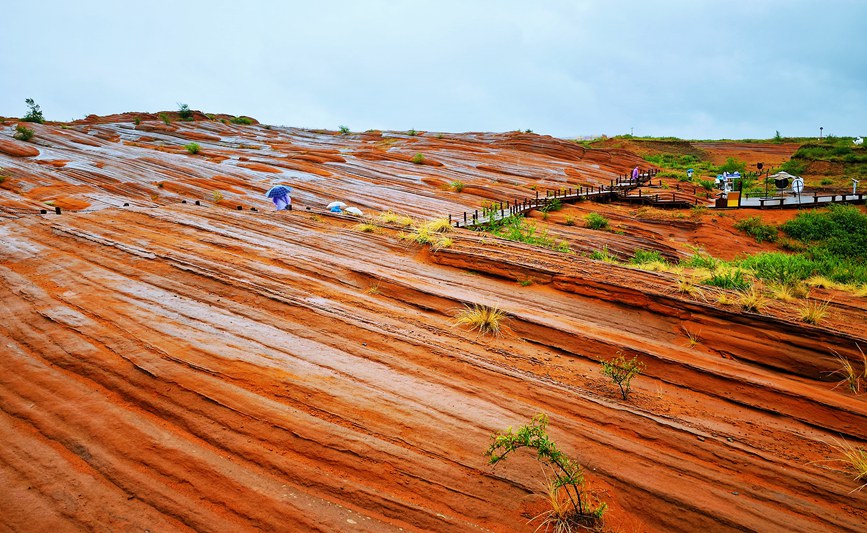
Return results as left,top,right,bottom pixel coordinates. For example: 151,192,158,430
1,114,865,532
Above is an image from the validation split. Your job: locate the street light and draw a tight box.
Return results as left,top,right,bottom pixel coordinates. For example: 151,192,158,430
820,126,824,140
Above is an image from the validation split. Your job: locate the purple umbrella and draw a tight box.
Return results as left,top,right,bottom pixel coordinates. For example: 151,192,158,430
265,185,292,210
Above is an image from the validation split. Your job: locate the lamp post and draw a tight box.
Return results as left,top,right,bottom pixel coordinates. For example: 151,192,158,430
820,126,823,140
757,162,767,198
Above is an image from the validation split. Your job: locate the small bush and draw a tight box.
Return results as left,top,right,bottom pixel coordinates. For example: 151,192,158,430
339,125,350,134
585,212,609,230
211,190,224,203
159,113,170,125
720,157,747,174
698,179,716,191
734,217,778,243
13,125,34,141
485,414,606,529
450,180,464,192
589,246,618,263
411,153,425,164
454,304,507,335
631,249,665,265
821,178,834,186
178,103,193,121
22,98,44,124
540,198,563,213
184,142,200,154
601,352,644,400
407,128,417,136
564,215,576,226
231,116,254,125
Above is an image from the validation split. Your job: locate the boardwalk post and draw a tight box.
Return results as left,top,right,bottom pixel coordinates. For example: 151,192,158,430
55,206,61,215
464,212,467,224
474,209,478,221
449,214,452,225
536,191,539,203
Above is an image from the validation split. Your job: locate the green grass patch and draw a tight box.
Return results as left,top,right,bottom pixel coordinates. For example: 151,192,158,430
734,217,778,243
584,212,609,230
630,249,665,265
703,270,751,290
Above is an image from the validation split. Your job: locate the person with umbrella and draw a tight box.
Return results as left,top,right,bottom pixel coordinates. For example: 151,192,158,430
266,185,292,210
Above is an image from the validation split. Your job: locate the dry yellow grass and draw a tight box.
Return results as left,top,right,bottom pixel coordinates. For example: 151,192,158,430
738,286,766,312
799,298,831,325
454,304,507,335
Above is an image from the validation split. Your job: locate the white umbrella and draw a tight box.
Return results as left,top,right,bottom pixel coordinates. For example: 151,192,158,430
327,201,347,210
345,206,364,216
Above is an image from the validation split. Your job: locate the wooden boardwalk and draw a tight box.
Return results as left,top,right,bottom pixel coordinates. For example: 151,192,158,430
739,192,866,209
450,171,867,229
451,171,665,228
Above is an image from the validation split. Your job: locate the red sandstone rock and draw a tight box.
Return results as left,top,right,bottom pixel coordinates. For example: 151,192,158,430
0,116,863,533
0,138,39,157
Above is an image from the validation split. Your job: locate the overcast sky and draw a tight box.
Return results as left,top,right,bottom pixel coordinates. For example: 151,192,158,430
2,1,865,139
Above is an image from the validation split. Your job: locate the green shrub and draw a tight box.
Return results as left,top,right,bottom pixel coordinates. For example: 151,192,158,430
734,217,778,243
339,125,350,134
450,180,464,192
184,142,200,154
485,414,606,530
601,352,644,400
585,212,609,230
540,197,563,213
134,117,141,125
779,159,807,175
698,179,716,191
720,157,747,174
407,128,417,136
589,245,617,262
631,249,665,265
177,103,193,121
782,205,867,261
159,113,170,125
22,98,44,124
13,125,34,141
411,153,425,164
231,116,254,125
820,178,834,185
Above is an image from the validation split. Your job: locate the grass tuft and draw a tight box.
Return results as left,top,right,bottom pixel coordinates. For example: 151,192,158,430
354,223,378,233
454,304,507,335
799,298,831,325
378,210,415,227
738,286,766,312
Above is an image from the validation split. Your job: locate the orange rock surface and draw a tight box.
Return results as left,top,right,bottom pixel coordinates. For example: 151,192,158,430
0,138,39,157
0,115,865,532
